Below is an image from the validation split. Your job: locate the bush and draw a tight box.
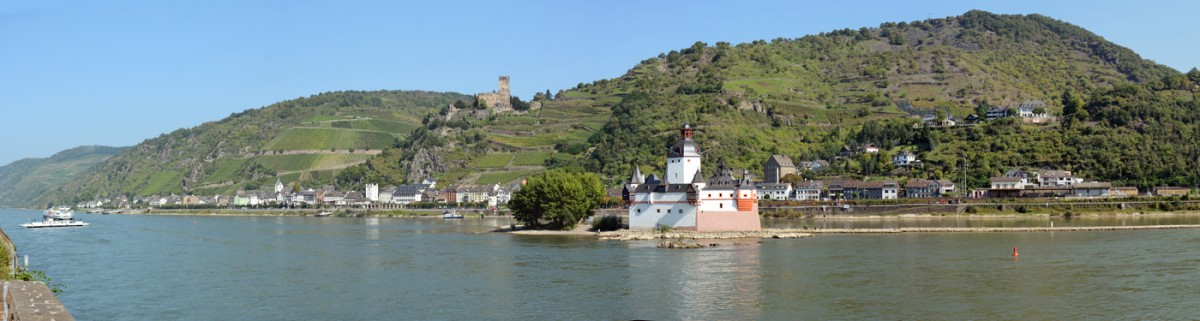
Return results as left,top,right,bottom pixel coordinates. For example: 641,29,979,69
591,215,621,231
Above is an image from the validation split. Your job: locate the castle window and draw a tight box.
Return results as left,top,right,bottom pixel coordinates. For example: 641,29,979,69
720,203,724,209
657,209,661,213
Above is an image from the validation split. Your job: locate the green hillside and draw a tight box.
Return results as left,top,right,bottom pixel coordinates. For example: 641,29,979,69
31,90,468,206
577,10,1197,189
26,10,1200,207
366,10,1196,190
0,146,126,208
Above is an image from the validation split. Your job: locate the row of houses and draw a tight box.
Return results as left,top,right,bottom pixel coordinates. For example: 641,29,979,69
983,169,1189,198
754,178,956,201
78,178,526,209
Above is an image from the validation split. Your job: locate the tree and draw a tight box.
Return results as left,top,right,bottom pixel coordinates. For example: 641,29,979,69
508,168,604,230
1061,90,1087,120
975,100,989,118
780,173,805,187
1189,67,1200,102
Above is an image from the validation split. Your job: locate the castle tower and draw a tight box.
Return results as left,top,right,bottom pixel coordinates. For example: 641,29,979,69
666,123,701,184
498,76,510,97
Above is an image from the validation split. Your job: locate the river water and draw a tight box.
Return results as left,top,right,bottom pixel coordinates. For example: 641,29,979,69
2,209,1199,320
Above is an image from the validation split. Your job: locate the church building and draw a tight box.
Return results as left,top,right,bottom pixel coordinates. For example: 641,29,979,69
623,124,761,232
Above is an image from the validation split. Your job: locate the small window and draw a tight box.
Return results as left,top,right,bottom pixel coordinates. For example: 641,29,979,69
720,203,724,209
637,209,641,213
657,208,661,213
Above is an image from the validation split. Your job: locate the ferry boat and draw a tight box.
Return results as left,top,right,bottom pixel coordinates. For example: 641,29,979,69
44,206,74,220
442,210,464,219
23,207,88,228
21,219,88,228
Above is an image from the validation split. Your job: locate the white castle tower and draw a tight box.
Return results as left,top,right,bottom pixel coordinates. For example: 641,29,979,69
665,123,701,184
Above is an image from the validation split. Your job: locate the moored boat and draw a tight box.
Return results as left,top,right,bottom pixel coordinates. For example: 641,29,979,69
443,210,464,219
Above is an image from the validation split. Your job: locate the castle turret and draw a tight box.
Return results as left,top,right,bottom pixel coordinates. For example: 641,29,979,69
666,123,701,184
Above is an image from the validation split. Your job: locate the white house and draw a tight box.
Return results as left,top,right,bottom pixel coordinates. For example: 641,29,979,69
1038,169,1082,187
893,150,917,167
756,183,792,200
792,181,824,201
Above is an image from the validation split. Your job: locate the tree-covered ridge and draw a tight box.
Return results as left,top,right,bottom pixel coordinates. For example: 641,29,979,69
578,10,1194,187
0,146,126,208
35,90,468,206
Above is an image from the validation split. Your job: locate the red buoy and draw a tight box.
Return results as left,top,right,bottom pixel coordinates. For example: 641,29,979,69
1012,247,1019,257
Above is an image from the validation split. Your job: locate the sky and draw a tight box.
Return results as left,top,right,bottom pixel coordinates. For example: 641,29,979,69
2,0,1197,166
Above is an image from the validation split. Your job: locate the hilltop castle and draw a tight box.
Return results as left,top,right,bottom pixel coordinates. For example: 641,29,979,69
623,124,762,232
476,76,512,113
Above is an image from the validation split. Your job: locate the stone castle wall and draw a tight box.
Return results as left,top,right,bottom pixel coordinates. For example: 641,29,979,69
477,76,512,113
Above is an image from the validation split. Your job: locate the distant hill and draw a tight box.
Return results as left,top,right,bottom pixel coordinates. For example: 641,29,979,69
27,91,468,207
0,146,126,208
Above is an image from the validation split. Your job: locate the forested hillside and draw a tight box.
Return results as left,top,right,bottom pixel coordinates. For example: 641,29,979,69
0,146,126,208
578,10,1198,188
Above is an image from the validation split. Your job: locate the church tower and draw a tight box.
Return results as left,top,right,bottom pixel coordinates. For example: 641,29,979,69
665,123,701,184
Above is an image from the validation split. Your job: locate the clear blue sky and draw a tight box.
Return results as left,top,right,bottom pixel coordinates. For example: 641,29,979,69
2,0,1196,166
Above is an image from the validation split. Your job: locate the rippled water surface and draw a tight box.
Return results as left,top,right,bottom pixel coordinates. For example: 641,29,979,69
2,209,1199,320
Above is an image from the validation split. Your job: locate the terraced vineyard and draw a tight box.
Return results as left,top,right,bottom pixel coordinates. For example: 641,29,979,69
266,128,398,151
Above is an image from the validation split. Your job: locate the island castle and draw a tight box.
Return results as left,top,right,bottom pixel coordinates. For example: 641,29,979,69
623,124,762,232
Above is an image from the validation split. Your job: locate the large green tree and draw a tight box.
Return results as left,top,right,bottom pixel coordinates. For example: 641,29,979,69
508,168,604,230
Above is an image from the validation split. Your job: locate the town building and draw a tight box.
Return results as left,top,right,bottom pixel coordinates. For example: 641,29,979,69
756,183,792,200
986,107,1010,119
797,160,830,173
624,124,761,232
1154,186,1190,197
1037,169,1082,187
1017,100,1051,123
1072,182,1111,198
1110,186,1139,197
763,155,797,183
792,181,824,201
903,179,941,198
893,150,917,167
843,180,898,200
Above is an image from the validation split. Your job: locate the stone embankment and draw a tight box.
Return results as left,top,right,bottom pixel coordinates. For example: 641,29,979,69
5,281,75,321
599,229,814,241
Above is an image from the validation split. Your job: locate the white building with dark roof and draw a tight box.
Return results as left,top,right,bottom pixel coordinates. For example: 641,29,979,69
624,124,761,232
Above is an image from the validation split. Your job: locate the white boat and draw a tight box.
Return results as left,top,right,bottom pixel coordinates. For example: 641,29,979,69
315,211,332,217
443,210,464,219
22,220,89,228
44,206,74,220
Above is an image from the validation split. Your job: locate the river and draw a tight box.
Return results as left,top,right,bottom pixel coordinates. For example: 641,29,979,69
2,209,1199,320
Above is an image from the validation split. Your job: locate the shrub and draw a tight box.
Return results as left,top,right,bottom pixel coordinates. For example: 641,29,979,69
591,215,621,231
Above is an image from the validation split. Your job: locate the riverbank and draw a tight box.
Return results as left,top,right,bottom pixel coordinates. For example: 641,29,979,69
110,208,507,218
598,229,814,241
